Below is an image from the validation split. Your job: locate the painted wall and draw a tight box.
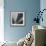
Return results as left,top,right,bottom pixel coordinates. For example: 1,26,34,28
40,0,46,27
0,0,4,42
4,0,40,42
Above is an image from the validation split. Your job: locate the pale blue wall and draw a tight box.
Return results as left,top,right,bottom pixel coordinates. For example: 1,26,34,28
4,0,40,42
40,0,46,27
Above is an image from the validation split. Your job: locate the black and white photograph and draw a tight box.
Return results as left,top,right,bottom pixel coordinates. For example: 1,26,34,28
11,12,25,26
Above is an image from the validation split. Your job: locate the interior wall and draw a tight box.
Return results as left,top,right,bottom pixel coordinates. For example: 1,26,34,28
40,0,46,27
4,0,40,42
0,0,4,42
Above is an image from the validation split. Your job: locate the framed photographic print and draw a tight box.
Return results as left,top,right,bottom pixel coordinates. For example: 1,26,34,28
11,12,25,26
